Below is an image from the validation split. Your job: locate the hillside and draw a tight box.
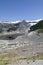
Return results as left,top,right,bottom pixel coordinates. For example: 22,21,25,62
0,20,43,65
30,20,43,31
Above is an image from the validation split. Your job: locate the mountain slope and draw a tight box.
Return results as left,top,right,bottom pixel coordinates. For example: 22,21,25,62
30,20,43,31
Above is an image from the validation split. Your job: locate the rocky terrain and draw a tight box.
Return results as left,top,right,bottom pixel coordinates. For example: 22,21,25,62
0,20,43,65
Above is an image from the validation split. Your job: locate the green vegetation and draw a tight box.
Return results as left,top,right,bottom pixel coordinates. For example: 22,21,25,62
37,29,43,33
30,20,43,31
0,53,43,65
0,53,19,59
0,60,10,65
0,53,19,65
19,54,43,60
0,29,2,33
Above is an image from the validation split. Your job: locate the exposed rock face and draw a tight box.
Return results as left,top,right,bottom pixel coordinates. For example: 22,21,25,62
0,20,36,33
0,20,43,65
0,20,31,40
0,20,43,51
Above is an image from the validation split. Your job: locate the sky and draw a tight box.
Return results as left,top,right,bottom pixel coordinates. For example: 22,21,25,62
0,0,43,21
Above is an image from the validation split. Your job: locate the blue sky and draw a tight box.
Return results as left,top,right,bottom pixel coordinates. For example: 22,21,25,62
0,0,43,21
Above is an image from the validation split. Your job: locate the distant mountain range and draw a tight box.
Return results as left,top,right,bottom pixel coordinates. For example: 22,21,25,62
0,20,37,33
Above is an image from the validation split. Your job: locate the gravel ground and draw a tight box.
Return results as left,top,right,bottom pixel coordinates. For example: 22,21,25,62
7,60,43,65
